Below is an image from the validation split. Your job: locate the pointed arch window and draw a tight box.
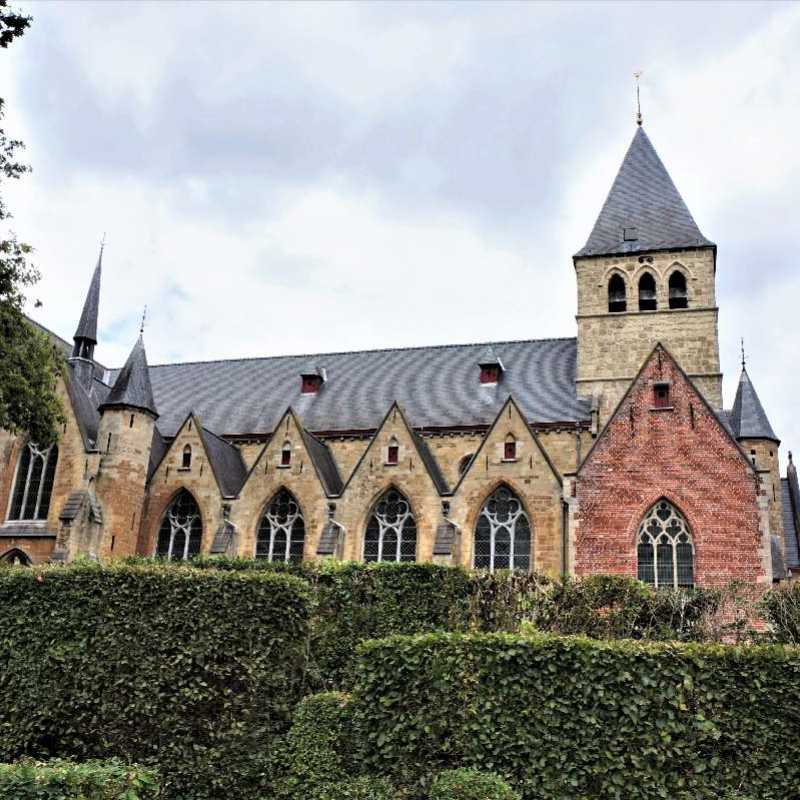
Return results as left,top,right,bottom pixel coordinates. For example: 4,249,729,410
637,500,693,588
364,488,417,563
181,445,192,469
156,489,202,560
668,271,688,309
280,440,292,467
608,274,627,313
256,488,305,562
8,443,58,522
638,272,657,311
1,548,31,566
474,485,531,571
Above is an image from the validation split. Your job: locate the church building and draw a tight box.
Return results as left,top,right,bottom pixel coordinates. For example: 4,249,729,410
2,122,798,588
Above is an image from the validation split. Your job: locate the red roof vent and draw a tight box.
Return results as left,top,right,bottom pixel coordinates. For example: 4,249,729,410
300,364,326,395
477,346,504,385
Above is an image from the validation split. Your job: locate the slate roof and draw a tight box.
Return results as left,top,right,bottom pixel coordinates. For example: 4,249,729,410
433,521,457,555
109,337,589,438
771,535,787,582
576,127,714,258
783,466,800,569
198,426,248,498
316,521,339,556
300,428,344,497
74,249,102,344
101,335,159,418
59,491,103,524
411,429,450,495
729,368,779,442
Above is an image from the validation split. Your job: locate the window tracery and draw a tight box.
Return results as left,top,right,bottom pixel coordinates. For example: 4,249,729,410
8,442,58,522
473,485,531,571
637,500,693,588
256,489,305,562
364,489,416,563
156,489,202,560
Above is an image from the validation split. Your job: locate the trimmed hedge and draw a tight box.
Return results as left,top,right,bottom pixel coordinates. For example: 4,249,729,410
350,631,799,799
0,758,159,799
430,768,520,800
0,562,309,800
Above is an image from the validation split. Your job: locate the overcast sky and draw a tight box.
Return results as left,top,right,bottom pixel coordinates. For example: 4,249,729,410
1,1,799,459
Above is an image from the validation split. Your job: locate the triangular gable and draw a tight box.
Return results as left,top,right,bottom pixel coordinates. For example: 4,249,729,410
452,394,562,495
239,406,343,499
577,342,755,476
342,401,450,496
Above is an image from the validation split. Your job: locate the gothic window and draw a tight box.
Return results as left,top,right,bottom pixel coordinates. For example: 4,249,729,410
256,489,305,562
638,272,657,311
386,437,399,465
8,443,59,522
637,500,693,589
364,488,417,563
668,271,688,309
181,445,192,469
503,435,517,461
608,274,627,313
474,485,531,572
281,441,292,467
156,489,202,560
0,548,31,566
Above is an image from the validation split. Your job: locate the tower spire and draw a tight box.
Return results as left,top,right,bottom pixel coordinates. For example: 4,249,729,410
634,70,643,127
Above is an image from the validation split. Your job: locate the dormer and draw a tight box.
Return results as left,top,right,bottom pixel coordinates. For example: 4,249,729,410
478,346,504,385
300,363,326,395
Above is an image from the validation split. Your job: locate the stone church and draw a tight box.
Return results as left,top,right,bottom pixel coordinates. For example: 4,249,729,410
2,123,798,588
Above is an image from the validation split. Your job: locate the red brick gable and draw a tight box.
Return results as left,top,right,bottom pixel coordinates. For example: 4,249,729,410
575,344,768,587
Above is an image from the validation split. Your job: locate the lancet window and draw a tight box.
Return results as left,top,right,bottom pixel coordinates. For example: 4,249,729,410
256,489,305,562
364,489,417,563
473,485,531,571
156,489,202,560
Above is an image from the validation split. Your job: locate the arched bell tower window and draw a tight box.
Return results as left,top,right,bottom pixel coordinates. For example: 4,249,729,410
8,443,59,522
474,485,531,572
608,274,627,313
638,272,657,311
364,488,417,563
156,489,202,560
181,445,192,469
668,271,688,309
637,500,694,588
256,488,305,562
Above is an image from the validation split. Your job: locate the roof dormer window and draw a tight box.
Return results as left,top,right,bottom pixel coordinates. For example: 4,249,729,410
300,364,326,394
478,347,504,385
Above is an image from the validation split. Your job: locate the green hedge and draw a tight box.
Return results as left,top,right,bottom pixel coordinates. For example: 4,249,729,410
0,562,309,800
0,758,159,799
430,768,520,800
350,632,799,799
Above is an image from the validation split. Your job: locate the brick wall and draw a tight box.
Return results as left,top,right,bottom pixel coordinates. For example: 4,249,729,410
574,345,768,587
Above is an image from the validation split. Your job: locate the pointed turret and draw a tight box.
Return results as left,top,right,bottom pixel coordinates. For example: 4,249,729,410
72,246,103,360
576,127,714,258
730,367,779,443
100,335,158,418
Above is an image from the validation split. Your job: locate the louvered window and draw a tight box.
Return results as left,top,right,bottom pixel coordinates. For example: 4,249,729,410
637,500,694,589
364,489,416,563
156,490,203,560
256,489,305,562
8,443,58,521
473,485,531,572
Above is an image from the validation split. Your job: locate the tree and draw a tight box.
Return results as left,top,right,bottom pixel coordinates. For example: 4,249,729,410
0,1,64,445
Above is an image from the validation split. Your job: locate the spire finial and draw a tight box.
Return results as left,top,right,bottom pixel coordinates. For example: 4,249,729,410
741,337,746,370
634,70,643,126
139,305,147,336
100,232,106,256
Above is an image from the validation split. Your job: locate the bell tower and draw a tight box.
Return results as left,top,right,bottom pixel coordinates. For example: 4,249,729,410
574,124,721,426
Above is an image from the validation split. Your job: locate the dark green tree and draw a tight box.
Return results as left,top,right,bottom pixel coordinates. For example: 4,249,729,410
0,1,64,445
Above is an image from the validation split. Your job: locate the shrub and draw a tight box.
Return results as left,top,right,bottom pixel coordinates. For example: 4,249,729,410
430,768,520,800
0,562,309,800
270,692,354,799
0,758,159,799
761,582,800,643
350,631,800,799
313,776,398,799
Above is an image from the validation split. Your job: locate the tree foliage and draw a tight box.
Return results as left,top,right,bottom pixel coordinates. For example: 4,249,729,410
0,1,63,445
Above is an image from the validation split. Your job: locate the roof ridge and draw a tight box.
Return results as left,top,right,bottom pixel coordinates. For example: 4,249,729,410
129,335,578,371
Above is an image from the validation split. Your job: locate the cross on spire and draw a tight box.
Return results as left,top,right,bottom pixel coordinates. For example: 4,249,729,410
634,70,643,126
741,337,746,370
139,305,147,336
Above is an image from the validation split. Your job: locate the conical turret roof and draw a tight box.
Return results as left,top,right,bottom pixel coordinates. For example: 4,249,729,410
73,247,103,344
729,368,778,442
576,127,714,258
100,334,158,417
